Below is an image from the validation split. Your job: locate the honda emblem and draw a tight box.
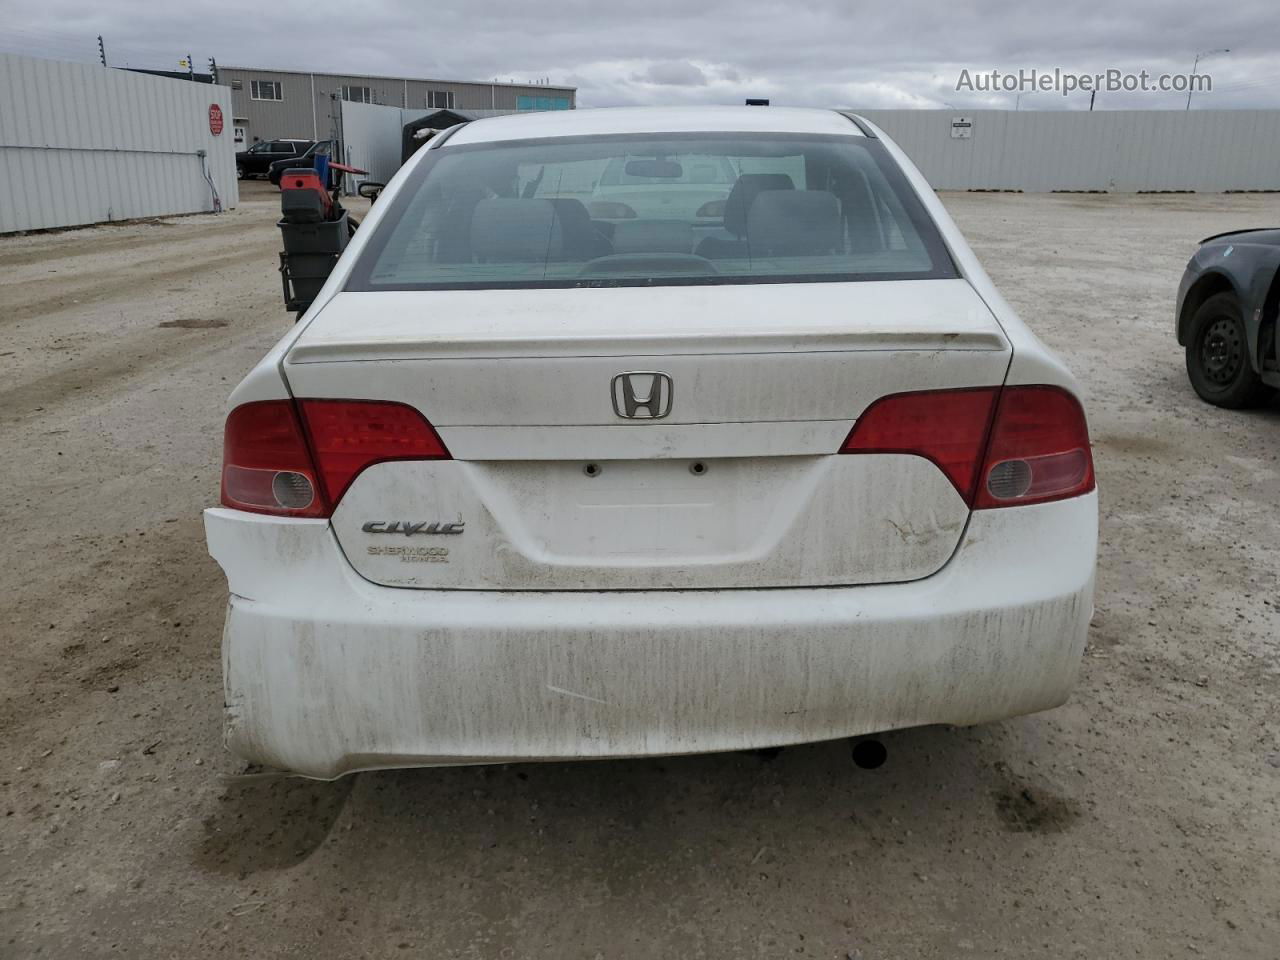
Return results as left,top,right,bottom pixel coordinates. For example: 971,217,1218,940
611,372,673,419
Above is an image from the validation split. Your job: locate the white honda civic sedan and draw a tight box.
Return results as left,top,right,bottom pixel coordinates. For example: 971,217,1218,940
205,107,1097,779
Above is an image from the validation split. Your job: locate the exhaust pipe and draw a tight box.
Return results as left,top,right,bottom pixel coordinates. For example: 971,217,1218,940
850,738,887,769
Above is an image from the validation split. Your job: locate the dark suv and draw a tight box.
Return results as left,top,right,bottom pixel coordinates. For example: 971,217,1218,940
267,139,337,186
236,139,314,180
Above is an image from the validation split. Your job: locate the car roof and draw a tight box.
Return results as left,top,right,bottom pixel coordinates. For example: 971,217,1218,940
446,106,865,146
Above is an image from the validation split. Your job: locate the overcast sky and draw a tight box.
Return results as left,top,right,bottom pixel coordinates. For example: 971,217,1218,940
4,0,1278,110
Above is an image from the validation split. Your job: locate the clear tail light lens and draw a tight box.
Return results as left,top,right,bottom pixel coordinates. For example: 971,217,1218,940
220,399,450,517
221,400,326,517
972,386,1094,509
840,384,1094,509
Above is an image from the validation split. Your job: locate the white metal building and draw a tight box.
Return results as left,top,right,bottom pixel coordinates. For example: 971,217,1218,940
0,54,239,233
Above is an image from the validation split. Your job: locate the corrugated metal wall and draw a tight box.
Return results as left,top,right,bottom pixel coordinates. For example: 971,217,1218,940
341,103,1280,196
857,109,1280,192
223,68,324,143
338,106,1280,195
0,54,239,233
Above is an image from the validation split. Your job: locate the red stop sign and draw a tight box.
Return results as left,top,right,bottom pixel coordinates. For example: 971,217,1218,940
209,104,224,136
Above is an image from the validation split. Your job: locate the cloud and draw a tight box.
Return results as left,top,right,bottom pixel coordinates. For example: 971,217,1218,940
4,0,1279,110
638,60,708,86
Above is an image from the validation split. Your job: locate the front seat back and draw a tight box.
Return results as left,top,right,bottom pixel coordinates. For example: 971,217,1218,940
722,173,795,238
746,190,842,257
696,173,795,259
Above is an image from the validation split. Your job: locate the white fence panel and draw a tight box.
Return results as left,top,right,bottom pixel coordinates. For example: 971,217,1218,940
0,54,238,232
339,102,534,193
338,100,410,190
328,103,1280,196
857,109,1280,192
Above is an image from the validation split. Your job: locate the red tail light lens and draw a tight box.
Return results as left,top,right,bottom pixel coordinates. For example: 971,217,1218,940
220,399,450,517
840,385,1094,509
972,386,1094,509
221,400,327,517
296,399,450,507
840,387,999,502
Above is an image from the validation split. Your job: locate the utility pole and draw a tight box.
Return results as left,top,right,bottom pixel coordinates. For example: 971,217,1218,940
187,52,194,80
1187,48,1229,110
1089,89,1096,111
97,35,107,67
208,57,219,84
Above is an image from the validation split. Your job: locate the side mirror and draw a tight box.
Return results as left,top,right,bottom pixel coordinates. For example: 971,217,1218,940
357,181,386,202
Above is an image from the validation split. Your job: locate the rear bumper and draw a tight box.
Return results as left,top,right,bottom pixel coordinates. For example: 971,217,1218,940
205,494,1097,779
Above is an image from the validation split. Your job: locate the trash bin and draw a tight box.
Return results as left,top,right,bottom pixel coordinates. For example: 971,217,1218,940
278,210,349,313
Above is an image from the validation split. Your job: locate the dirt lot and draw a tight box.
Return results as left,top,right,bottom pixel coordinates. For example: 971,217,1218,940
2,180,1278,959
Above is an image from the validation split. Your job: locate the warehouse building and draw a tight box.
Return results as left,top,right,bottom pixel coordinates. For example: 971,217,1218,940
221,66,575,148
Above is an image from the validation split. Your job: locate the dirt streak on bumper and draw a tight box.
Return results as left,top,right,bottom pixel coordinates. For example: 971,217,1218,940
207,494,1096,779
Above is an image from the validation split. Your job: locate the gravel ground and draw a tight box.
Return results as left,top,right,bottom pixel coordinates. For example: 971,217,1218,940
2,181,1278,959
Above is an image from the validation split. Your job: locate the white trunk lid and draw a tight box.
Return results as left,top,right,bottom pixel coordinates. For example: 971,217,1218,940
284,280,1010,590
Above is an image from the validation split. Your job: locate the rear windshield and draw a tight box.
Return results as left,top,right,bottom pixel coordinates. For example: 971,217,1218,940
346,132,956,291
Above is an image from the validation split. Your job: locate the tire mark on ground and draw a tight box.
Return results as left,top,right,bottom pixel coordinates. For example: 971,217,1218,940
0,216,266,270
1,246,277,325
0,323,251,419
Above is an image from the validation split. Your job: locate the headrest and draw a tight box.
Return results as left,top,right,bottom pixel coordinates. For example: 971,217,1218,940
470,199,562,262
746,190,842,257
610,220,694,256
548,198,610,259
548,198,593,230
723,173,794,237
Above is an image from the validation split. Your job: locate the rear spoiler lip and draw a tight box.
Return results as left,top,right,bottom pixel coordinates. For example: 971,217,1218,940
286,331,1012,365
836,111,878,138
427,122,469,150
1199,226,1279,244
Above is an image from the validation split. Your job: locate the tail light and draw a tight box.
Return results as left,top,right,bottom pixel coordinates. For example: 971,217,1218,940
220,399,450,517
221,401,326,517
971,386,1094,509
297,399,449,506
840,387,1000,503
841,385,1093,509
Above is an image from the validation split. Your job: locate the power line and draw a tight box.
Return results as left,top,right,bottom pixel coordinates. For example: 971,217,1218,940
1209,72,1280,93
